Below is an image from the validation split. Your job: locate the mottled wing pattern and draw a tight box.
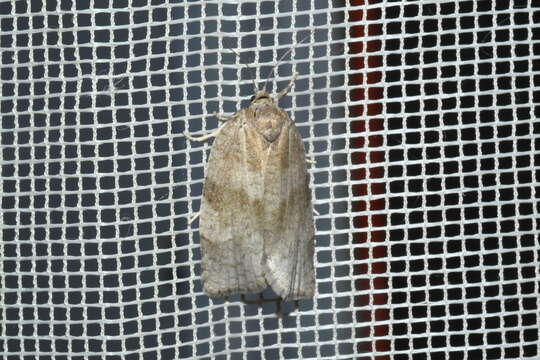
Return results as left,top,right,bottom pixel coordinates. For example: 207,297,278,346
262,120,315,300
199,113,268,297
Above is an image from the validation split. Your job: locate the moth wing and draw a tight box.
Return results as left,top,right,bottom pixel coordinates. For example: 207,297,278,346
199,114,267,297
263,120,315,300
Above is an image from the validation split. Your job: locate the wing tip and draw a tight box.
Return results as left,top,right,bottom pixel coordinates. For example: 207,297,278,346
202,284,269,299
202,273,268,299
264,268,315,301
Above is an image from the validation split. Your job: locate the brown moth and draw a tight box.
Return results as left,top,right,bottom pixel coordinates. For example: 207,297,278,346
185,71,315,301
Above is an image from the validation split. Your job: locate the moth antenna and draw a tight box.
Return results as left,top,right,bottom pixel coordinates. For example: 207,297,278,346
276,72,298,100
262,34,311,94
227,48,259,95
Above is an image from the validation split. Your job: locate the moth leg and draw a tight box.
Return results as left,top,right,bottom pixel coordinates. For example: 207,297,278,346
183,126,223,142
213,112,231,122
241,294,265,305
276,72,299,100
275,298,301,318
276,299,283,318
313,208,320,216
187,212,199,225
240,295,294,317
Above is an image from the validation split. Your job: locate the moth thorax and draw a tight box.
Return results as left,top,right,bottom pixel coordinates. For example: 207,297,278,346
251,104,286,143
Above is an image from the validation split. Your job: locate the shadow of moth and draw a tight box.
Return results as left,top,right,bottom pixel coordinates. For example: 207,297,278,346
185,71,315,301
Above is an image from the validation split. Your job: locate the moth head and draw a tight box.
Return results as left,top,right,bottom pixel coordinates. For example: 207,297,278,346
250,91,274,105
249,92,285,143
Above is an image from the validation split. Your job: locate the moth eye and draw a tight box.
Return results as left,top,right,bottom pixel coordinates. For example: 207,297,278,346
250,95,256,102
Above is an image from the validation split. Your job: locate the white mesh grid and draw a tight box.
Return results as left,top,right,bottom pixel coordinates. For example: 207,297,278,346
0,1,538,359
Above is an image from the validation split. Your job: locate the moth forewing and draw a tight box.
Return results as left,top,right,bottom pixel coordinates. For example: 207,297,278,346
262,121,315,300
198,115,267,297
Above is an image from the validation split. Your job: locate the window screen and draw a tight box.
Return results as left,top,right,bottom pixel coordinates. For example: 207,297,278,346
0,1,538,359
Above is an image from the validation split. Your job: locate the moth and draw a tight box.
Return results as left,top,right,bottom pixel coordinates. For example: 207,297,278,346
184,71,315,301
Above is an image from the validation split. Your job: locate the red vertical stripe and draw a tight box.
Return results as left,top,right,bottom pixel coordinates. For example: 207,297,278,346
349,1,388,358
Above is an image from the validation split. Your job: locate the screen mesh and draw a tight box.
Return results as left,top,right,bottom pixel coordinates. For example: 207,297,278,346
1,1,538,359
